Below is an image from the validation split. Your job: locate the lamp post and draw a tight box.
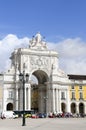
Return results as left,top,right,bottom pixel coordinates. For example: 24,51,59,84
19,70,29,126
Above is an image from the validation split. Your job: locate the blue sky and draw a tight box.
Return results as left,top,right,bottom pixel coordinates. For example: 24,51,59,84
0,0,86,74
0,0,86,41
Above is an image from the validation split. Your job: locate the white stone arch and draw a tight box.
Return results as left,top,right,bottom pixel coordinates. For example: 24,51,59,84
2,33,70,115
29,69,49,113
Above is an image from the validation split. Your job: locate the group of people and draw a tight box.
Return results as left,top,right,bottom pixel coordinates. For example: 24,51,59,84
0,113,6,119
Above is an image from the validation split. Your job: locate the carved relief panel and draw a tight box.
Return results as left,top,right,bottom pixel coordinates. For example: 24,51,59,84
30,56,49,71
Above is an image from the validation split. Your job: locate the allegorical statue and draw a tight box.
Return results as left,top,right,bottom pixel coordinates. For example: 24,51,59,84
29,32,47,49
35,32,42,43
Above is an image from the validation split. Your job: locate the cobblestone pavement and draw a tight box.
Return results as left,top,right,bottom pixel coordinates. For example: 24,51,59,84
0,118,86,130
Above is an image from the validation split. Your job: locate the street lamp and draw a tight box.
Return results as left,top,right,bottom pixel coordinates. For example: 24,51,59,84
19,70,29,126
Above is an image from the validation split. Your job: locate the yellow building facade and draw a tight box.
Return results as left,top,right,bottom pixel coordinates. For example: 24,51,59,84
69,75,86,115
70,85,86,100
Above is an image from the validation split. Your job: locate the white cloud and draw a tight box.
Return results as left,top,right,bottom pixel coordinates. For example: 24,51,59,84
48,38,86,75
0,34,29,72
0,34,86,75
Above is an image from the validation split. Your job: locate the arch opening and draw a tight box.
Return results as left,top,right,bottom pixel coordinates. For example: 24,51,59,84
31,70,48,113
79,103,84,114
71,103,76,114
6,103,13,111
61,103,66,113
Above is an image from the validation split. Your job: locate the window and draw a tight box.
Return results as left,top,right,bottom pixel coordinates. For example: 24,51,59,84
71,85,74,89
79,85,82,89
8,91,13,99
61,92,65,100
71,92,75,99
79,92,83,99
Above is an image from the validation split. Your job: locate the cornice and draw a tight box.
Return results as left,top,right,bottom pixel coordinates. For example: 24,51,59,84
19,48,58,57
46,81,86,86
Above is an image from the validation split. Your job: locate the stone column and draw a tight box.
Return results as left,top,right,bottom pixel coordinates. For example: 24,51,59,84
27,84,31,110
3,87,7,111
15,87,19,110
76,103,79,114
58,89,61,113
47,87,51,113
47,87,52,113
38,86,44,113
25,84,29,110
52,88,55,112
45,85,48,115
66,89,70,112
84,103,86,114
55,89,58,113
19,86,23,110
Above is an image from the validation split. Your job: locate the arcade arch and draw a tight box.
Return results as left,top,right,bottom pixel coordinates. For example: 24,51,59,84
6,103,13,111
71,103,76,114
61,102,66,113
79,103,84,114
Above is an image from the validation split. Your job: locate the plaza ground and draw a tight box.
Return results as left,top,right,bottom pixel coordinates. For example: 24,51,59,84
0,117,86,130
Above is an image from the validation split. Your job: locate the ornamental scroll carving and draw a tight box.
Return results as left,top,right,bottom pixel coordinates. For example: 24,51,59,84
30,56,49,69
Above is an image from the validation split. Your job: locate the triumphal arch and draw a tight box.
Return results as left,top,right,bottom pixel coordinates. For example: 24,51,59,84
2,33,70,114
